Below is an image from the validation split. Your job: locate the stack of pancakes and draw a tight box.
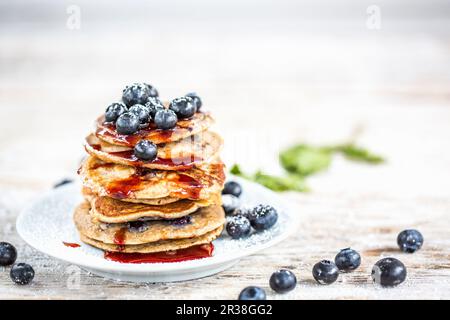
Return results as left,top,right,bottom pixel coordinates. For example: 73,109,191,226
74,109,226,256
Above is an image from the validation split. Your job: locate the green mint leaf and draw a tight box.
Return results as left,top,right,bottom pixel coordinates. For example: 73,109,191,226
253,171,309,192
335,144,385,164
279,144,332,176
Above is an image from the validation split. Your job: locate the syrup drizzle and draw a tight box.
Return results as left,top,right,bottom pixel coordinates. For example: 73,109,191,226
95,112,207,147
104,243,214,264
63,242,80,248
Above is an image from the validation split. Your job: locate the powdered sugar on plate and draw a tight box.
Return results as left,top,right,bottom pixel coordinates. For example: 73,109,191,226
16,176,298,282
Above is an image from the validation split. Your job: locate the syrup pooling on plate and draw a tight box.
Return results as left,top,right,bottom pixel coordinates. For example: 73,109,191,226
104,243,214,263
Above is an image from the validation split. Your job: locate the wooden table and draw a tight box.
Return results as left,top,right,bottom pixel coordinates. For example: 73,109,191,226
1,0,450,299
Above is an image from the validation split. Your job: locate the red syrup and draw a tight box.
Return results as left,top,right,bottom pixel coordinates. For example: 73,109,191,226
63,242,80,248
113,228,127,245
104,243,214,264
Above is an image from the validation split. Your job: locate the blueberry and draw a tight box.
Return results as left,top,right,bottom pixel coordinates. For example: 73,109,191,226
238,286,266,300
186,92,202,111
226,215,251,239
170,215,192,226
129,104,150,124
397,229,423,253
53,179,73,188
154,109,178,130
169,97,196,119
0,242,17,266
269,269,297,293
222,181,242,197
127,221,148,233
221,194,240,215
334,248,361,272
145,97,165,118
134,140,157,161
312,260,339,285
372,257,407,287
122,83,158,107
232,207,252,218
10,263,34,285
248,205,278,231
116,112,140,135
105,102,127,122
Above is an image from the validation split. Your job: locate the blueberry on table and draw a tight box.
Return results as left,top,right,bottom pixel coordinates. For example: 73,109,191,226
129,104,151,124
116,112,140,135
371,257,407,287
0,242,17,266
221,194,240,215
335,248,361,272
53,179,73,188
145,98,165,118
185,92,202,111
226,215,251,239
134,140,157,161
10,263,35,285
122,83,158,107
269,269,297,293
312,260,339,285
238,286,266,300
397,229,423,253
169,97,196,119
248,205,278,231
105,102,127,122
154,109,178,130
222,181,242,197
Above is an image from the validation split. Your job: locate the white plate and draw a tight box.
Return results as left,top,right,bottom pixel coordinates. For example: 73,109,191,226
16,176,298,283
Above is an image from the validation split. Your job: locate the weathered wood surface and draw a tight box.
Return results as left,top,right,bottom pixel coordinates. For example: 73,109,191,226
1,0,450,299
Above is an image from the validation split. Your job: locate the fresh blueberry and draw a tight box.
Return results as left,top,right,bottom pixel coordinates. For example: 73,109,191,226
232,207,252,218
129,104,150,124
222,181,242,197
154,109,178,130
238,286,266,300
185,92,202,111
116,112,140,135
397,229,423,253
122,83,158,107
105,102,127,122
226,215,251,239
248,205,278,231
170,215,192,226
134,140,157,161
53,179,73,188
127,221,148,233
312,260,339,285
335,248,361,272
0,242,17,266
169,97,196,119
221,194,240,215
10,263,35,285
269,269,297,293
372,257,407,287
145,97,165,118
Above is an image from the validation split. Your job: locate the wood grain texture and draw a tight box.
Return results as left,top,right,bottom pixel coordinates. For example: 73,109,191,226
1,0,450,299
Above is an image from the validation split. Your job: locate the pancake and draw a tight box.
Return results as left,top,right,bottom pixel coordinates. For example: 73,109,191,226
79,226,223,253
85,131,223,170
82,186,180,205
90,194,221,223
95,111,214,147
74,201,225,245
78,155,225,201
